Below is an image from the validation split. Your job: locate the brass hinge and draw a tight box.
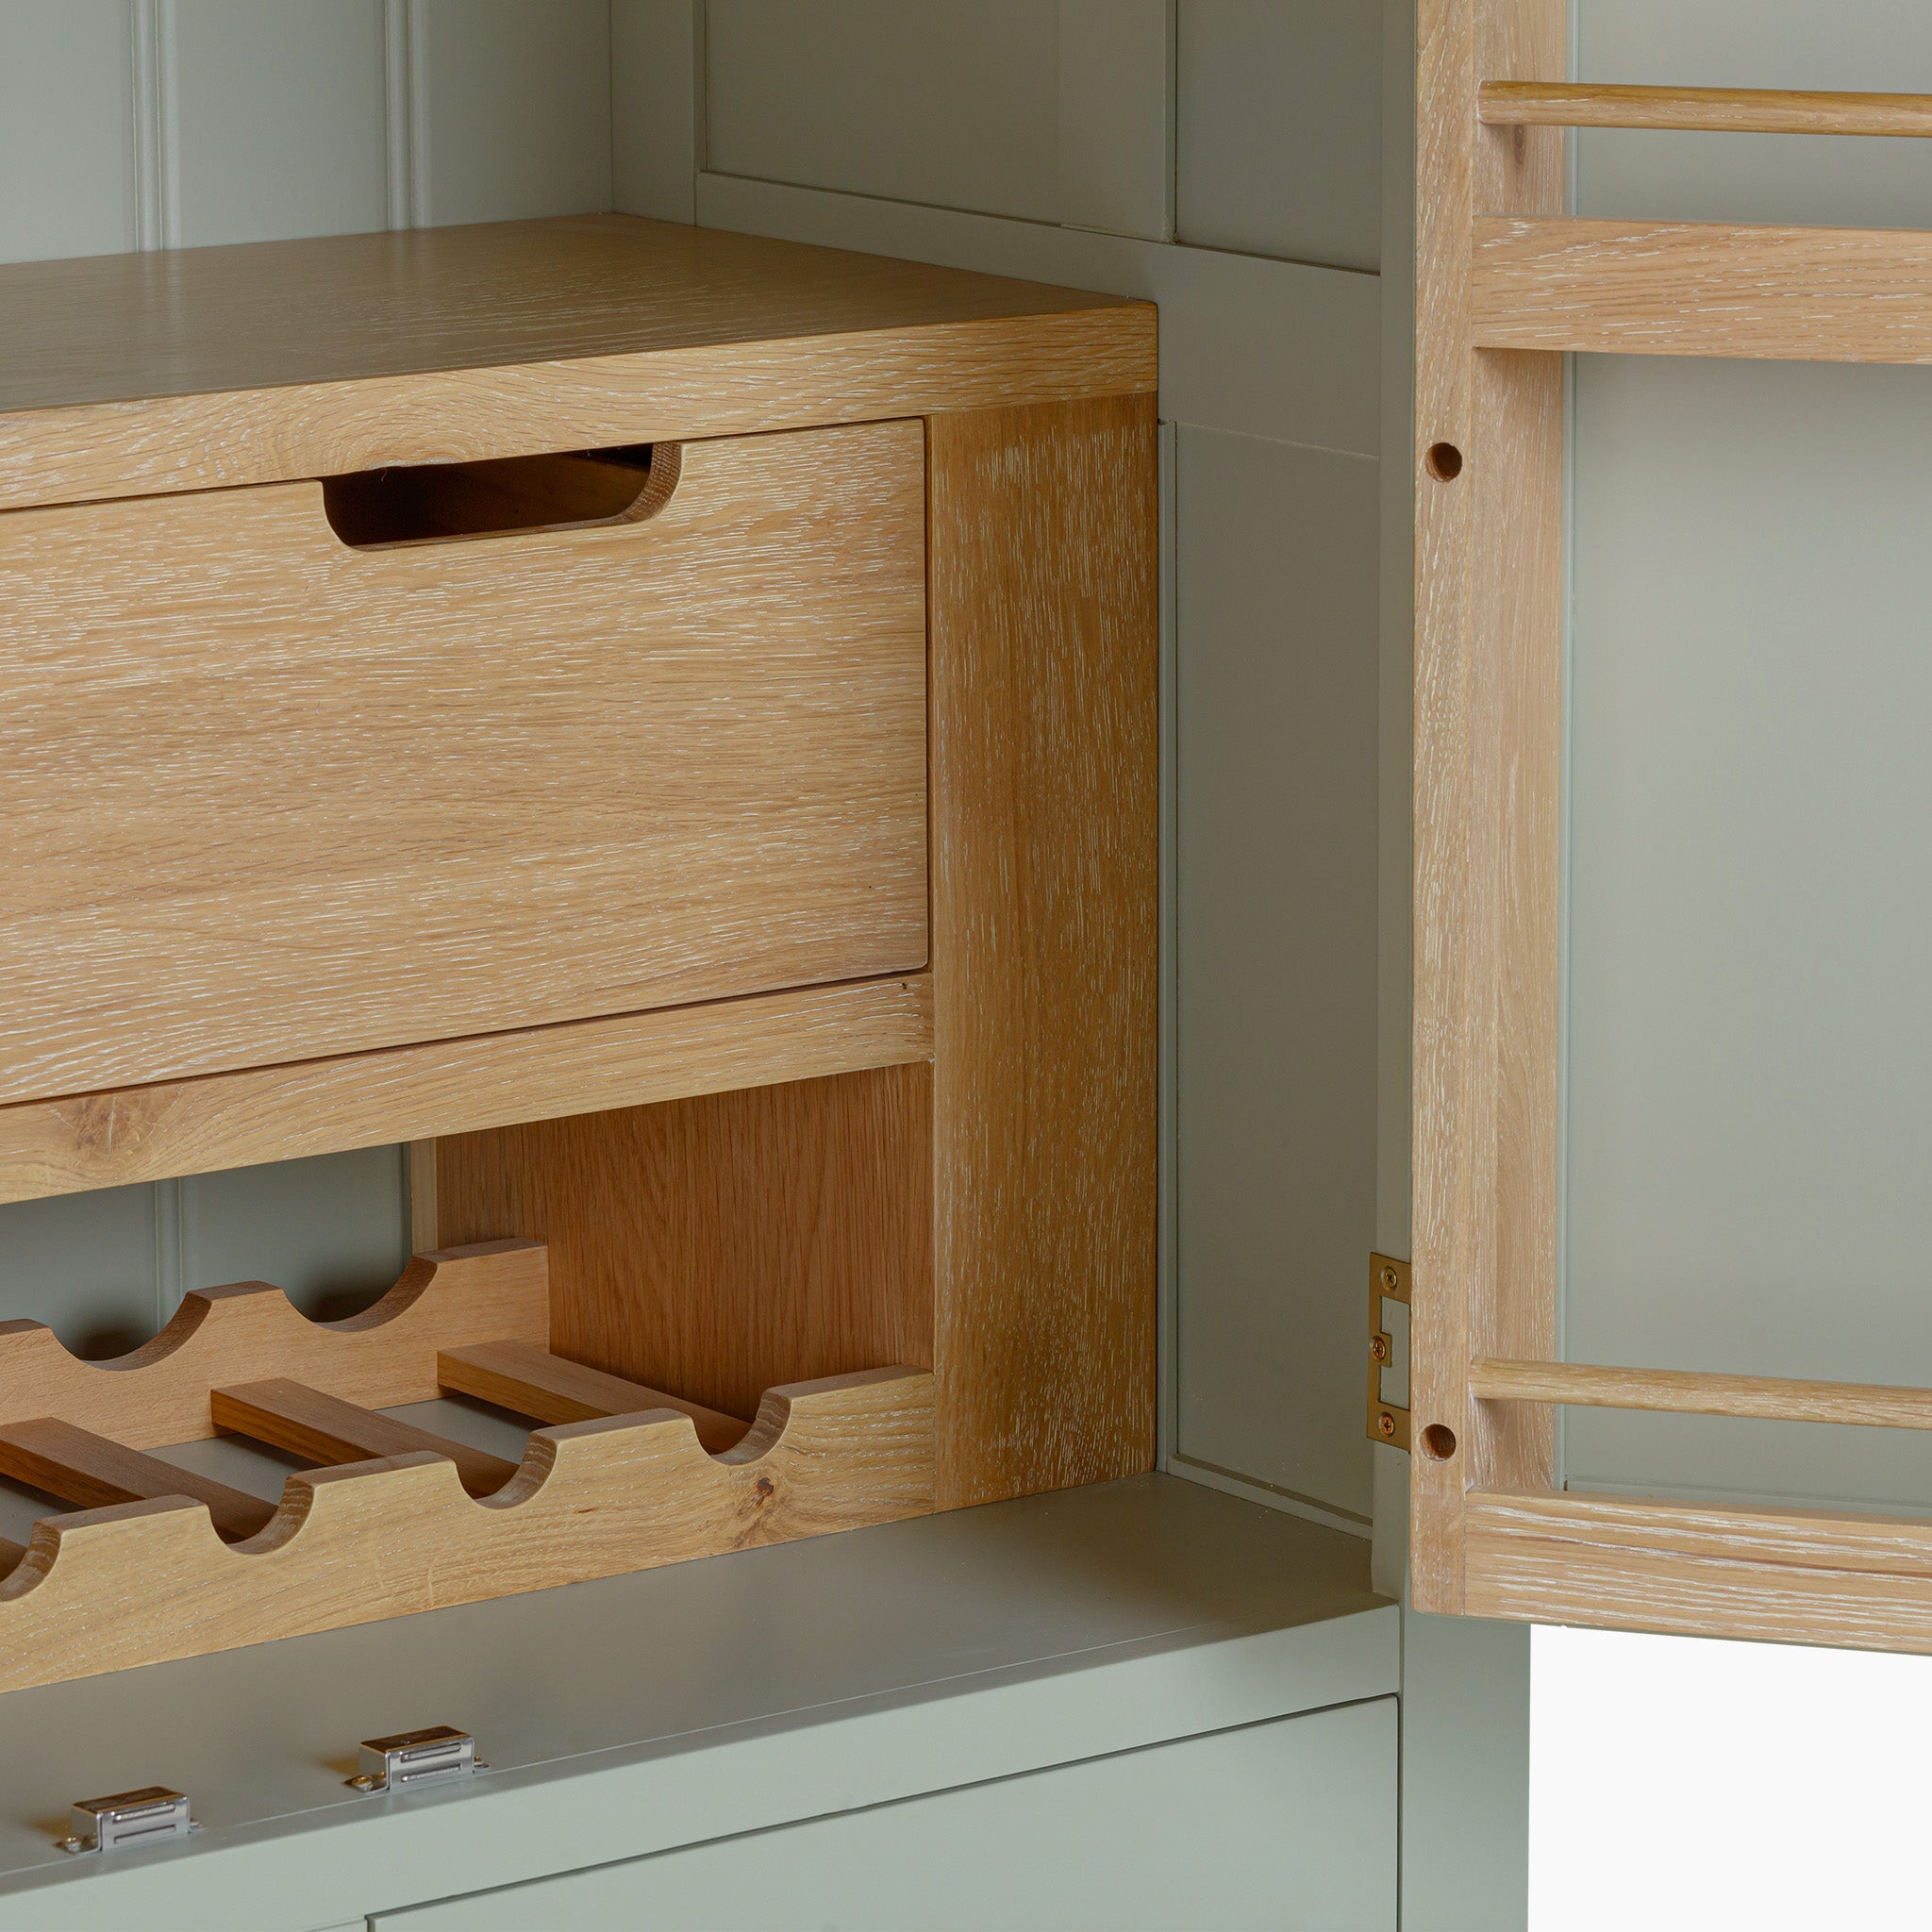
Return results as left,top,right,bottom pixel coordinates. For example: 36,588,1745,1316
1367,1254,1411,1449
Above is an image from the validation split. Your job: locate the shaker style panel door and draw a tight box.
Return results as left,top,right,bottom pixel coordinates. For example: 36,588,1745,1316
0,420,929,1104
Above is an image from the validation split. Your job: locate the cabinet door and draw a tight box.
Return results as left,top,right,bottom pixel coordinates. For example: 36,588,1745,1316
1414,0,1932,1654
374,1699,1397,1931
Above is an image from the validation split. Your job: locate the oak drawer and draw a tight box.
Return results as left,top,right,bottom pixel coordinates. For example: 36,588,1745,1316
0,420,929,1105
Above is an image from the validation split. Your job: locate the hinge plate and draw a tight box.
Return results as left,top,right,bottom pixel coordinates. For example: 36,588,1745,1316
1367,1253,1411,1449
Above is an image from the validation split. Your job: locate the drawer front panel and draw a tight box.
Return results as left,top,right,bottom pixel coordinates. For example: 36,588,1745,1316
372,1701,1400,1931
0,421,928,1103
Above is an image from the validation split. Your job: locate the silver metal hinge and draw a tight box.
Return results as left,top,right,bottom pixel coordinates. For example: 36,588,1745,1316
56,1787,200,1855
1367,1253,1412,1449
346,1725,485,1795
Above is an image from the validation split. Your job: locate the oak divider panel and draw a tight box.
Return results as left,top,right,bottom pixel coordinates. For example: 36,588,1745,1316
437,1064,934,1430
925,395,1159,1507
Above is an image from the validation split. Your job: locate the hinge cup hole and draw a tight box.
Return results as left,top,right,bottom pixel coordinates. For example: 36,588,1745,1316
1420,1423,1458,1460
1424,441,1464,482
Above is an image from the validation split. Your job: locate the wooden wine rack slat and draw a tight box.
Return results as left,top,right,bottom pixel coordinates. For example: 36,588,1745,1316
0,1419,275,1541
210,1380,522,1499
439,1340,751,1452
0,1243,935,1693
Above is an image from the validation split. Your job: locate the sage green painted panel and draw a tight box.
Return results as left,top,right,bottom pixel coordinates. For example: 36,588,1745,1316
705,0,1059,222
611,0,697,224
1566,0,1932,1516
375,1701,1399,1930
0,1478,1394,1930
177,1146,410,1323
169,0,388,246
0,1183,159,1358
1175,426,1381,1524
0,1149,410,1398
1565,354,1932,1512
1576,0,1932,232
0,0,133,263
1176,0,1383,272
1401,1607,1530,1930
411,0,612,225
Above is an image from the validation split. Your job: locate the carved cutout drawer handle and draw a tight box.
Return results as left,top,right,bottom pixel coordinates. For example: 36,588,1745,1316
322,441,682,550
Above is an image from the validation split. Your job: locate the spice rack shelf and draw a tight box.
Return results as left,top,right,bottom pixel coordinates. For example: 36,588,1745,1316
1415,9,1932,1650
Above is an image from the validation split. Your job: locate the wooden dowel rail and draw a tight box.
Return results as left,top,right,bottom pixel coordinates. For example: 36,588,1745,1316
1471,1357,1932,1432
1479,82,1932,139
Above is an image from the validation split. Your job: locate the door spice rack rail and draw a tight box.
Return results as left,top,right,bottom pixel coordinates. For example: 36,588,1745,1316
0,214,1158,1697
1415,8,1932,1651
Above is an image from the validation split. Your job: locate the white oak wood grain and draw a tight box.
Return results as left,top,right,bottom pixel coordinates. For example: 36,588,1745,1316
1466,1488,1932,1654
0,214,1154,511
436,1063,933,1440
1410,0,1481,1612
0,1241,546,1448
0,1418,275,1541
1472,217,1932,363
1410,0,1565,1614
211,1378,521,1497
926,397,1159,1508
0,1367,935,1695
1472,1357,1932,1431
0,976,934,1207
439,1341,749,1454
0,424,928,1104
1479,81,1932,138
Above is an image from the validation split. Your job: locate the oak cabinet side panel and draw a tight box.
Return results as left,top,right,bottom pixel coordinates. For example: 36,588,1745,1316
926,395,1160,1508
